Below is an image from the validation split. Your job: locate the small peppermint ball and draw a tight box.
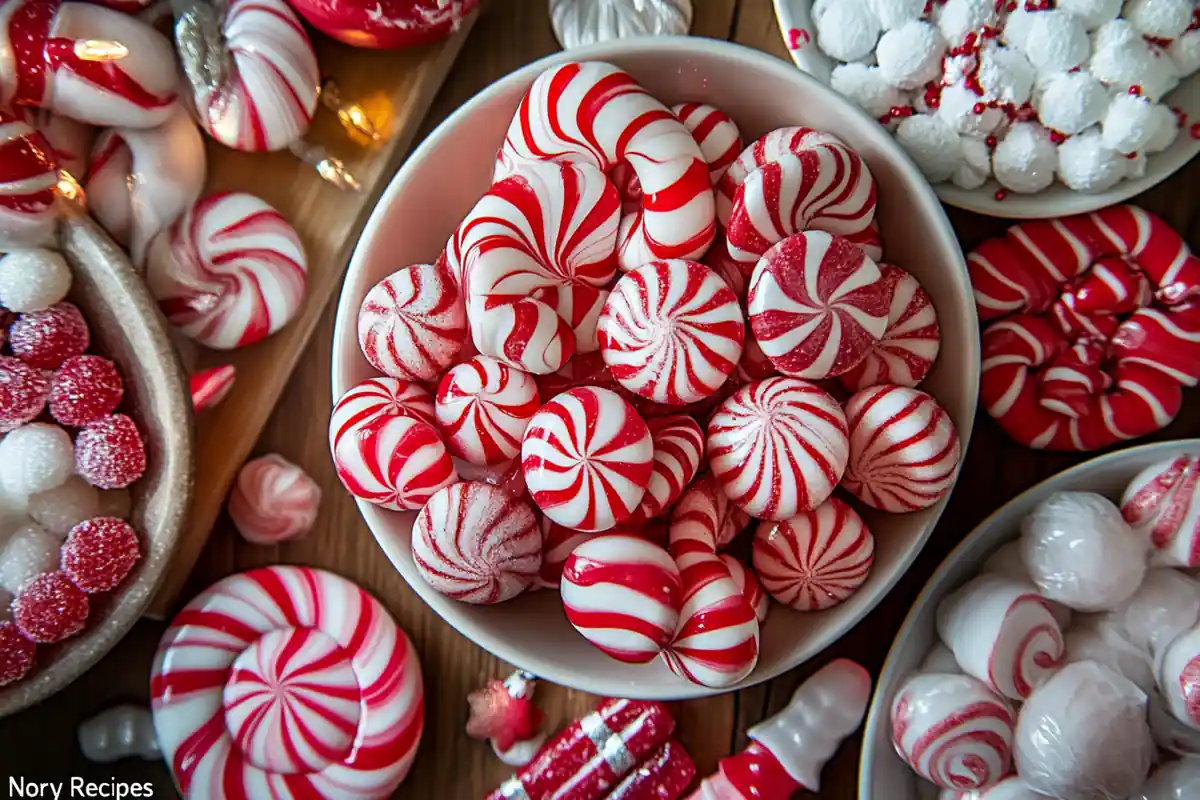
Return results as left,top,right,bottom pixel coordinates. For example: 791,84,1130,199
74,414,146,490
1057,127,1127,192
1144,102,1181,153
1037,70,1109,135
866,0,925,29
896,114,963,183
1021,9,1090,74
831,63,907,117
978,44,1035,106
952,136,993,190
0,250,71,314
1168,29,1200,77
1123,0,1193,40
937,82,1005,136
877,21,946,89
0,423,74,497
936,0,997,45
993,122,1058,194
817,0,882,61
1101,93,1158,154
1057,0,1122,30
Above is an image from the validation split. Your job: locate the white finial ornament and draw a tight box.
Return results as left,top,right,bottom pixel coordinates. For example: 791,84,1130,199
78,705,160,763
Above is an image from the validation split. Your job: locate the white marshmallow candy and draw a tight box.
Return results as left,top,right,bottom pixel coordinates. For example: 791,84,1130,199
26,476,100,540
0,521,59,595
1036,70,1109,135
896,114,963,182
1145,102,1181,152
1124,0,1194,40
993,122,1058,194
1058,0,1123,30
952,136,992,190
0,250,72,313
937,82,1004,135
1063,615,1155,695
978,43,1036,107
936,0,998,46
0,423,75,497
1091,19,1179,99
1001,8,1036,48
1168,29,1200,77
1019,9,1091,74
816,0,881,62
830,63,908,118
866,0,925,30
877,21,946,89
1057,127,1129,192
1103,93,1160,153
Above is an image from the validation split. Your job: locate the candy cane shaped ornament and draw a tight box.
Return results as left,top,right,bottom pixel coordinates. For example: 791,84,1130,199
151,566,424,799
495,61,715,270
0,107,59,249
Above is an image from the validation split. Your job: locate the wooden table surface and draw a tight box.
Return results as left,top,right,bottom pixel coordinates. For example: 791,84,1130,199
3,0,1199,795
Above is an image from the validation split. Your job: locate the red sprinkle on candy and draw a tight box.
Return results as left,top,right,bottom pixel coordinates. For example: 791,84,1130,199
985,135,999,149
49,355,124,427
0,621,35,687
889,106,914,119
0,356,49,433
1129,85,1143,97
1191,123,1200,140
13,572,88,644
1049,130,1068,144
995,190,1008,201
8,302,90,370
61,517,141,593
74,414,147,490
1125,151,1139,159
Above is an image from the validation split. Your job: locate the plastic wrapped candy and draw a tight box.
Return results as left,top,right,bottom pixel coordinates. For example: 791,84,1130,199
1014,660,1153,800
1133,758,1200,800
1062,614,1154,695
1019,492,1147,612
1108,568,1200,656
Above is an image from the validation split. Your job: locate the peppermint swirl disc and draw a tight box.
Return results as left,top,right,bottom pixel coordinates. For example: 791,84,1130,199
838,264,941,392
435,356,540,466
627,415,703,523
671,102,743,185
151,566,423,799
358,262,467,382
0,108,58,249
598,259,745,405
329,376,436,451
332,414,457,511
521,386,653,532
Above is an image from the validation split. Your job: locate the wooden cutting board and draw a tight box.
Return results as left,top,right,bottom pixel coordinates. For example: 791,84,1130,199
146,12,479,618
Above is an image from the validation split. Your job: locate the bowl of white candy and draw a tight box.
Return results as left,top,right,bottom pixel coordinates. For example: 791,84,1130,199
773,0,1200,218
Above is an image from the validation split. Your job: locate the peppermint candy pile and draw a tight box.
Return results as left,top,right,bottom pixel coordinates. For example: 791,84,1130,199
0,248,148,687
809,0,1199,196
890,464,1200,798
330,60,963,689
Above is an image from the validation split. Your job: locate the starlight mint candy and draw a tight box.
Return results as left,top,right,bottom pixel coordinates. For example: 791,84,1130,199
359,263,467,382
332,413,457,511
436,356,539,465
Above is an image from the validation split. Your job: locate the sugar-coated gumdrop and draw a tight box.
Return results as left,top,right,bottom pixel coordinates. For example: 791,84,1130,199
830,63,907,118
12,571,88,643
937,82,1004,136
49,355,124,427
1145,103,1181,153
866,0,924,30
0,620,34,686
895,115,962,183
0,522,58,595
876,21,945,89
993,122,1058,194
96,489,131,520
1102,94,1158,154
1037,71,1108,136
0,250,71,313
952,136,992,190
8,303,90,370
26,476,100,539
0,357,50,433
74,415,146,490
61,517,140,593
0,423,74,496
977,43,1035,107
935,0,996,44
1018,9,1089,74
816,0,881,61
1056,0,1121,31
1123,0,1193,39
1057,128,1127,193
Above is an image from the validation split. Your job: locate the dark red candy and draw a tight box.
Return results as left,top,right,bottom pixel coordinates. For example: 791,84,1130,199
0,621,35,686
0,308,14,349
0,356,50,432
74,413,147,489
61,517,141,593
9,302,90,370
49,355,124,427
13,572,89,643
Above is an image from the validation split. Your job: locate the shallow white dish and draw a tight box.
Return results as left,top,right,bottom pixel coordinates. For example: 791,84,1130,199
858,438,1200,799
772,0,1200,219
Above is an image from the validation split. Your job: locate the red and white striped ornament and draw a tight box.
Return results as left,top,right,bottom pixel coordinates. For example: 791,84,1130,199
412,481,541,604
435,355,540,466
599,259,744,406
627,415,703,524
670,102,743,185
521,386,653,532
842,385,962,513
329,376,436,454
0,106,58,249
752,497,874,611
720,554,769,624
706,377,849,520
189,365,235,413
358,262,467,382
838,264,940,391
662,552,759,688
561,533,682,663
748,231,889,380
331,413,457,511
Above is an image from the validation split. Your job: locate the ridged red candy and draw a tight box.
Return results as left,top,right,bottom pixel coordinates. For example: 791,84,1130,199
8,302,90,370
49,355,124,427
0,621,35,686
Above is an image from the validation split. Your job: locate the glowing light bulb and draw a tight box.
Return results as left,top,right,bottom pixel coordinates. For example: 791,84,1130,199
74,40,129,62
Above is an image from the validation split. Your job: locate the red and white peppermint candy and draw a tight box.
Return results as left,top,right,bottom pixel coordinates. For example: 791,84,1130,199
412,481,541,605
599,260,745,405
358,263,466,382
670,103,743,185
628,415,703,523
1122,454,1200,568
495,61,715,270
890,672,1016,790
534,516,591,590
0,107,58,249
435,355,540,466
228,453,321,545
287,0,478,49
189,365,236,413
145,192,307,350
703,234,749,302
521,386,653,532
1156,623,1200,731
332,413,457,511
151,566,424,799
846,220,884,263
706,377,849,520
838,265,940,391
561,533,682,663
842,385,962,513
329,376,436,452
719,553,768,624
752,497,874,611
668,473,751,569
734,329,777,384
190,0,319,152
748,231,889,380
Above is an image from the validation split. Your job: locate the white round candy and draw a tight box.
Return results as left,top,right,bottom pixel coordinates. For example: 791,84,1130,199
877,21,945,89
1001,8,1035,48
1102,94,1158,154
1057,127,1128,192
935,0,996,45
1091,20,1178,99
1145,102,1181,153
0,521,58,594
866,0,924,30
1124,0,1193,40
816,0,881,61
26,475,99,539
1036,70,1109,135
1169,29,1200,77
937,82,1004,135
952,136,991,190
1057,0,1122,30
0,249,71,313
830,63,906,117
896,114,962,183
0,423,74,497
1021,10,1090,74
993,122,1057,194
1062,617,1154,695
978,43,1035,106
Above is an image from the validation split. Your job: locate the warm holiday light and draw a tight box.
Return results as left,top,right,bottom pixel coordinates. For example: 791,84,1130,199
74,40,129,61
337,104,380,142
56,170,83,202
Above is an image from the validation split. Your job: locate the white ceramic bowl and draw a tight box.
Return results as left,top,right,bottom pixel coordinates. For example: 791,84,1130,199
332,37,980,699
858,438,1200,798
772,0,1200,219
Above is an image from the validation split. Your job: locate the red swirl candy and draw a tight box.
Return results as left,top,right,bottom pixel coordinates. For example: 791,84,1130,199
74,414,147,489
61,517,140,593
358,263,467,382
838,264,941,391
9,302,90,370
329,375,437,452
49,355,124,427
13,572,89,643
628,415,704,524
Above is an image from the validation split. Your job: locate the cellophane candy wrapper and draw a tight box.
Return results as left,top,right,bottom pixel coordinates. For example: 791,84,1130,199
1019,491,1146,612
1135,757,1200,799
1014,660,1153,800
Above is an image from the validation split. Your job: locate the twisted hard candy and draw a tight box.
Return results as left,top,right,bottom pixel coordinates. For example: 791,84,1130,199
628,415,703,524
670,102,742,185
719,554,768,624
331,413,457,511
668,473,751,570
0,108,58,249
329,376,436,453
534,517,591,590
838,264,940,391
1122,454,1200,568
228,453,321,545
435,355,539,466
662,552,759,688
358,262,467,382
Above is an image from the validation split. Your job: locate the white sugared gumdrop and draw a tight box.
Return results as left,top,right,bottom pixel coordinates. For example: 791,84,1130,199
978,43,1035,107
1145,103,1181,153
1091,20,1178,99
1036,70,1109,135
952,136,991,190
993,122,1058,194
816,0,881,62
1057,128,1128,193
937,82,1004,135
866,0,924,30
1057,0,1122,30
1062,616,1155,695
1168,29,1200,77
1136,759,1200,799
830,64,907,118
26,476,99,539
876,21,945,89
1001,8,1035,48
0,521,59,594
895,115,962,182
1014,661,1153,800
1018,9,1090,74
1102,94,1159,154
1124,0,1193,39
936,0,997,45
0,250,71,313
0,423,74,496
1019,491,1146,612
1112,568,1200,656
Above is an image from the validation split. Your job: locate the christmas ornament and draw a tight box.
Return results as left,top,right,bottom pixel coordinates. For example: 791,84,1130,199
286,0,478,49
466,670,545,759
550,0,692,50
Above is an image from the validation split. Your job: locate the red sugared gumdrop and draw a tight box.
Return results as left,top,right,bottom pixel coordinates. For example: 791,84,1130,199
0,356,49,433
49,355,124,427
13,572,88,643
0,621,35,686
61,517,140,593
8,302,90,370
74,414,146,490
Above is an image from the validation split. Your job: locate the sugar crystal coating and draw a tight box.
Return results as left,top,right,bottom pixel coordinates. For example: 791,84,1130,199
49,355,124,427
12,571,88,643
61,517,141,593
0,621,35,686
0,356,50,433
8,302,90,370
27,476,100,539
0,250,71,313
74,415,147,490
0,522,59,594
0,423,74,496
